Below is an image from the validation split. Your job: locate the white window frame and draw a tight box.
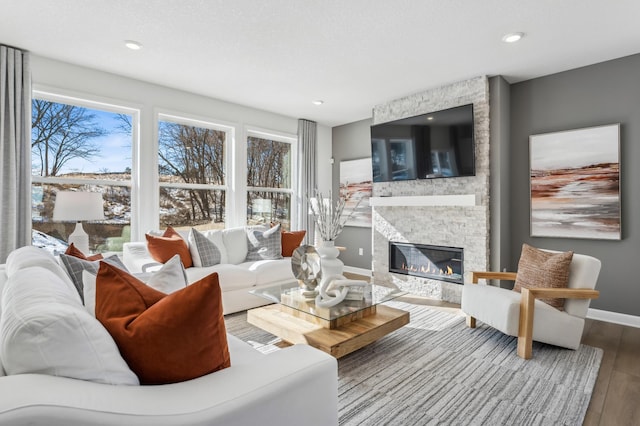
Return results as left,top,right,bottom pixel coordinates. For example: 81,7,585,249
156,111,235,229
31,88,141,241
28,91,300,238
245,126,298,229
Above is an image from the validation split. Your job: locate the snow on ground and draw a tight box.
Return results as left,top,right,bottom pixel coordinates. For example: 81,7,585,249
32,230,68,256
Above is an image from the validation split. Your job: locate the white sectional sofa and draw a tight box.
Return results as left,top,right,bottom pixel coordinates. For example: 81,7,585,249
0,246,338,425
123,226,297,314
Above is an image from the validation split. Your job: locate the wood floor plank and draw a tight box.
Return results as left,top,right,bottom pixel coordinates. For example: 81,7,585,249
582,318,594,337
582,408,602,426
582,320,623,417
581,319,624,350
600,370,640,425
615,326,640,378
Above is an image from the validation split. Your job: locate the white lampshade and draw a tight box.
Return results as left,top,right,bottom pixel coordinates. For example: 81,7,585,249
252,198,272,214
53,192,105,254
53,191,105,222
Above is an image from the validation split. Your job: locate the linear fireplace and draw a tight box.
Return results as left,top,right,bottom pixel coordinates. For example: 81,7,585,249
389,242,464,284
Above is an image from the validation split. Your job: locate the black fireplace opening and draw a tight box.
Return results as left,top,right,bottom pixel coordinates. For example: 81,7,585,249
389,242,464,284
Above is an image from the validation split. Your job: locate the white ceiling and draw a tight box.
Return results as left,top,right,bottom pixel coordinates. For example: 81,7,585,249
2,0,640,127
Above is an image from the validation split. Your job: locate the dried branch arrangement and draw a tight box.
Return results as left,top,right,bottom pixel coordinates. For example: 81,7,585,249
308,190,359,241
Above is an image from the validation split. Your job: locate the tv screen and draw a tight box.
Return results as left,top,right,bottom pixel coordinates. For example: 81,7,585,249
370,104,475,182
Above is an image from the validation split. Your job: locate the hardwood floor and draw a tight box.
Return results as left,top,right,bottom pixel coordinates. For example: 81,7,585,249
582,319,640,425
344,272,639,425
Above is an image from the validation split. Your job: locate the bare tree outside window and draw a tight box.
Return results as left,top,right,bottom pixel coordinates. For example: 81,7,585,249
158,120,226,229
32,100,105,176
246,135,292,230
31,99,133,254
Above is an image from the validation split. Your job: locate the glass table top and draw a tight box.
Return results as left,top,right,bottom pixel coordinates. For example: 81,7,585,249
250,281,406,322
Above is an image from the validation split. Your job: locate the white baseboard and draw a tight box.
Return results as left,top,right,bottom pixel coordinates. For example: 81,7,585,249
587,308,640,328
343,266,372,277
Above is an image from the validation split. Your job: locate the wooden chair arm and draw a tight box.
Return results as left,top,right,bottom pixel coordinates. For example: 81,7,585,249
523,287,599,300
518,287,599,359
471,271,517,284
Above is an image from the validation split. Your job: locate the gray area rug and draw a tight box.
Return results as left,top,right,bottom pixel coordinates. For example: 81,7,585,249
224,301,602,425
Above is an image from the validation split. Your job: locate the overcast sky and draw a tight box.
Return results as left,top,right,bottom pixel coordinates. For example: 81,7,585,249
530,124,619,171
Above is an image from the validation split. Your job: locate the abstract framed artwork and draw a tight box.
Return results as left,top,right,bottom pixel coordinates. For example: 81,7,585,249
339,158,373,227
530,124,621,240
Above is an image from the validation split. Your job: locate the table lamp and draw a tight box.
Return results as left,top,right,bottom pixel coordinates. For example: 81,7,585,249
53,191,105,254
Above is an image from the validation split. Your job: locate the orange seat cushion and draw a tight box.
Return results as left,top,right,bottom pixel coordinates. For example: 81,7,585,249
95,262,230,384
145,226,193,268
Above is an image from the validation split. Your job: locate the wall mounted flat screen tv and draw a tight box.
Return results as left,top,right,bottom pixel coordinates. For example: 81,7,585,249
370,103,475,182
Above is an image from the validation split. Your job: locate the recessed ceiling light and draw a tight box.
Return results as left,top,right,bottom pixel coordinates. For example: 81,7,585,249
427,116,434,121
312,100,324,105
502,32,524,43
124,40,143,50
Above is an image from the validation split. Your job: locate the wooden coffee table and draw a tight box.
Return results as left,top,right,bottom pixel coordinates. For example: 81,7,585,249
247,284,410,358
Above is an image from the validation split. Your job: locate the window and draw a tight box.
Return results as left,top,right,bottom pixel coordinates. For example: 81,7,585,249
158,115,229,232
30,94,300,250
246,131,296,230
31,95,135,254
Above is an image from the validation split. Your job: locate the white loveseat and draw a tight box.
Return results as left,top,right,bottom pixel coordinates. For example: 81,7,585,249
0,246,338,425
123,226,297,314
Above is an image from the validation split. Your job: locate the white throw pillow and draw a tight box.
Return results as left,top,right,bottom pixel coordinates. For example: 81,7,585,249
223,226,258,264
0,266,139,385
145,254,189,293
0,266,7,332
0,267,5,376
83,255,188,316
5,246,79,301
82,270,99,317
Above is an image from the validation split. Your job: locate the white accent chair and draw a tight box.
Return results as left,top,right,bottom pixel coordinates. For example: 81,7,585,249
461,252,601,359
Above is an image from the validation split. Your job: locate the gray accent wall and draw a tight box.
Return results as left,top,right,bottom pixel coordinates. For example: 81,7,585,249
332,118,374,270
510,53,640,316
333,54,640,317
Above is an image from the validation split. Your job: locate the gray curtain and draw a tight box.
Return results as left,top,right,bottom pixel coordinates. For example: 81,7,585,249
297,119,317,244
0,45,31,263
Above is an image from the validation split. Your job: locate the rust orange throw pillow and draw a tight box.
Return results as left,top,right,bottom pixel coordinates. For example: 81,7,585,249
95,262,230,384
65,242,103,261
270,223,306,257
145,226,193,268
281,230,306,257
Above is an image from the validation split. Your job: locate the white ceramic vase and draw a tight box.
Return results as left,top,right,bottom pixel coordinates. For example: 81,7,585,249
316,240,344,289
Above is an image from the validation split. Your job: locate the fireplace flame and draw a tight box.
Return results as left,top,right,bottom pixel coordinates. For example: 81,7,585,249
401,262,456,277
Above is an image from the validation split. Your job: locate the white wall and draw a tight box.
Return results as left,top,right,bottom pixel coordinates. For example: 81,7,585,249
30,55,331,240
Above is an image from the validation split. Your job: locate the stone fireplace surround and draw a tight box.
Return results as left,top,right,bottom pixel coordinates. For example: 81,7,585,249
371,76,490,304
